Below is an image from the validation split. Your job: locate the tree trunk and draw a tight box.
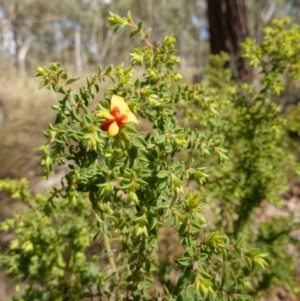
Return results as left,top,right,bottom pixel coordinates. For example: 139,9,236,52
17,35,33,75
207,0,253,82
255,1,276,44
6,2,32,75
74,25,83,75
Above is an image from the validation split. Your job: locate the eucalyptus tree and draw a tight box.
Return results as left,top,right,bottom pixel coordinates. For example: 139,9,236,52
207,0,253,82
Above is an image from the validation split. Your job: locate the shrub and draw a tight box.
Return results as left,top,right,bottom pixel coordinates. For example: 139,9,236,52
184,17,300,297
1,14,300,301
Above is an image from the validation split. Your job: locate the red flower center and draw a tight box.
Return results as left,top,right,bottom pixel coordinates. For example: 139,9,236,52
100,118,115,131
100,106,128,132
111,106,127,126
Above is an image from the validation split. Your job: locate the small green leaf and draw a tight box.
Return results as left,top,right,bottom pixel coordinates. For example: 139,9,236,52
132,136,146,148
137,20,143,30
234,246,242,257
248,248,263,256
222,249,227,262
130,30,139,38
128,146,138,161
66,77,80,84
234,236,243,248
245,256,253,270
105,64,113,74
156,170,168,178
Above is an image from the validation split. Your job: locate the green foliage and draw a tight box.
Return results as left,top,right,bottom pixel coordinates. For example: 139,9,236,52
1,14,300,301
242,17,300,92
0,179,101,300
184,17,300,296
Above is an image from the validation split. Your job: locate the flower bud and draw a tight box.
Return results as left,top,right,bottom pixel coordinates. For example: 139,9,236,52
197,214,206,224
67,189,78,206
127,191,139,205
36,67,45,76
99,182,114,199
199,282,208,298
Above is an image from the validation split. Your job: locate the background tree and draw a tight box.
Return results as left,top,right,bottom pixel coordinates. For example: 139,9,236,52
207,0,253,82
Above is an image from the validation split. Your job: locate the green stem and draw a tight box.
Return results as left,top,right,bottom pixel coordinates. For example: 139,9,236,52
101,213,120,282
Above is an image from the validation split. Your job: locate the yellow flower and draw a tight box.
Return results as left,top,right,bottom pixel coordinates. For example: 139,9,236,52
100,95,139,136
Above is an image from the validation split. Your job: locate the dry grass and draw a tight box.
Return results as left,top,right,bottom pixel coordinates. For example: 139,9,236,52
0,74,56,300
0,74,57,179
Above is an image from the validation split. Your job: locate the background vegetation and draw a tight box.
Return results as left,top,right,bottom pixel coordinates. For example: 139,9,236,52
0,1,300,301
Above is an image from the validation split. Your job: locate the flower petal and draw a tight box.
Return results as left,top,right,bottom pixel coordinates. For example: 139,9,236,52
122,111,139,124
100,111,114,119
108,121,119,136
110,95,139,124
101,118,115,131
110,95,131,113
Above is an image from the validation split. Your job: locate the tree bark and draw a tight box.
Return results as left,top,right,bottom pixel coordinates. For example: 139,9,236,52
17,35,33,75
7,2,33,75
207,0,253,82
74,25,83,75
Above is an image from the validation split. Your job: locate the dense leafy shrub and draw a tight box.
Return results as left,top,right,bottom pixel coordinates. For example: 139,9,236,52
184,17,300,297
1,14,299,301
